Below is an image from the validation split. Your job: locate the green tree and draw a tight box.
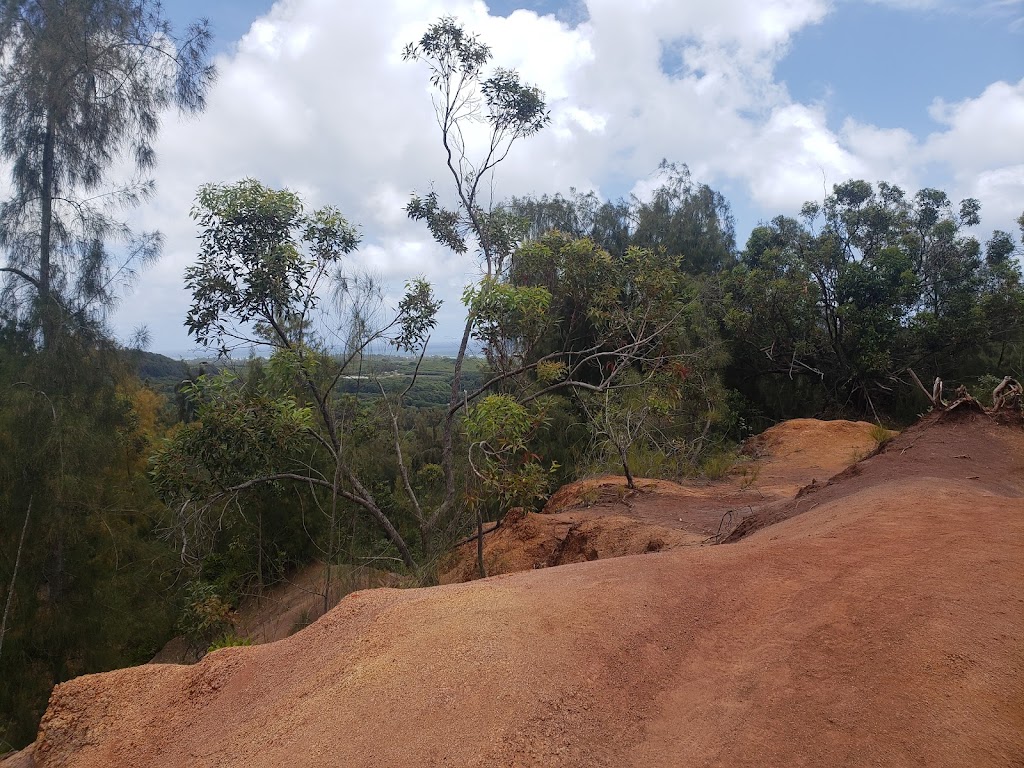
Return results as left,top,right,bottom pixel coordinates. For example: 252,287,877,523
0,0,214,345
464,394,552,576
724,181,1021,422
978,222,1024,371
511,232,730,473
152,180,440,584
502,161,737,271
401,16,552,546
0,329,179,750
631,161,737,274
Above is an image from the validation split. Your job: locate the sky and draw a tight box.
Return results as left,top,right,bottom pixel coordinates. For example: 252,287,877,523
108,0,1024,356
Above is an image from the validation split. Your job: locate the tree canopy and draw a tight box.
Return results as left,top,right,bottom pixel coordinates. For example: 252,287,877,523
0,0,214,344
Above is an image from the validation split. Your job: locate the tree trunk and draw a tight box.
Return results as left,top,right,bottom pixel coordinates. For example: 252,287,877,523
475,505,487,580
440,313,475,514
325,463,342,615
1,497,32,663
618,442,636,490
39,116,56,348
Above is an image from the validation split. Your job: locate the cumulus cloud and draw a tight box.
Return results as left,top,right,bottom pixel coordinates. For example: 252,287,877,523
111,0,1024,353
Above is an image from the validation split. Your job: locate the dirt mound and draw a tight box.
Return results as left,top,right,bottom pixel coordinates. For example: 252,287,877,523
725,410,1024,542
441,419,887,582
438,509,702,584
150,563,407,664
13,415,1024,767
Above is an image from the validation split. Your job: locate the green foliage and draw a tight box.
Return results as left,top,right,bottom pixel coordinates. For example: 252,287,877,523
0,332,179,749
170,179,449,574
463,278,551,371
465,394,534,451
502,160,736,270
724,181,1024,423
699,450,740,481
0,0,214,340
151,371,312,500
868,423,894,449
465,394,555,510
395,279,443,353
208,634,253,653
185,179,361,352
178,581,236,655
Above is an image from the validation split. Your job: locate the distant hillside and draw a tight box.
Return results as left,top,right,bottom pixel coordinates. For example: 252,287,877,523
124,351,221,399
130,351,188,382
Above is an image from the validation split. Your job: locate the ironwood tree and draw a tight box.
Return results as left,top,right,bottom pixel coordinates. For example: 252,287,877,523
0,0,214,345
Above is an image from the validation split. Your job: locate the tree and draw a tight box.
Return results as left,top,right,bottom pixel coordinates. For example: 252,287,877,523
978,222,1024,370
581,374,675,490
502,161,737,270
401,16,551,541
631,161,737,274
0,0,215,346
0,327,180,749
724,181,1022,423
152,180,440,583
511,233,731,474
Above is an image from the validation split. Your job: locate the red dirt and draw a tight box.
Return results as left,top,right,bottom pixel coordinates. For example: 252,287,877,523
442,418,886,581
543,418,888,536
151,564,407,664
10,416,1024,767
438,508,704,584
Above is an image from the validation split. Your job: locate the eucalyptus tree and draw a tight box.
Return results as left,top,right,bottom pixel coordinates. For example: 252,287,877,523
152,179,440,579
402,21,728,569
0,0,215,345
401,16,551,544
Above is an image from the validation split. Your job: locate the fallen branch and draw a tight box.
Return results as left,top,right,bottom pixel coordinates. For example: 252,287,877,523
710,509,735,544
993,376,1023,411
453,521,500,548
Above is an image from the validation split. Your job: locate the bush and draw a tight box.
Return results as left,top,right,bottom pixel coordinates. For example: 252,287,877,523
207,633,252,653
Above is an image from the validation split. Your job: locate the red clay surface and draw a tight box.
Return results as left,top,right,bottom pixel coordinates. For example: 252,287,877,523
441,418,886,581
10,415,1024,767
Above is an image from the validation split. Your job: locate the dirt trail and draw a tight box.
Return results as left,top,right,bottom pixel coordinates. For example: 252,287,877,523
10,415,1024,767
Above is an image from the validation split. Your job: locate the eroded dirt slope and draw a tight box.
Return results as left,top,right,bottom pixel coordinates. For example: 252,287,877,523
13,414,1024,767
442,418,886,581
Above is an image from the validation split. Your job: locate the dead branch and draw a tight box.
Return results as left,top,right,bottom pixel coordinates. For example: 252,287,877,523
993,376,1023,411
907,368,946,409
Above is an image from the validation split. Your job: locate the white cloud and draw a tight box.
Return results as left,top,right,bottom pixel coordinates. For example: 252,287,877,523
111,0,1024,353
968,165,1024,231
925,79,1024,176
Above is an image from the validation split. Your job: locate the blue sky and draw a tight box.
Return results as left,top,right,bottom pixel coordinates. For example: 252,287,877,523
132,0,1022,355
778,2,1023,136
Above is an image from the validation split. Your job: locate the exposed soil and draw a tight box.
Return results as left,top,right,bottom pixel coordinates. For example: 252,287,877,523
726,409,1024,542
438,508,704,584
151,564,407,664
442,418,887,581
9,415,1024,767
545,418,888,535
